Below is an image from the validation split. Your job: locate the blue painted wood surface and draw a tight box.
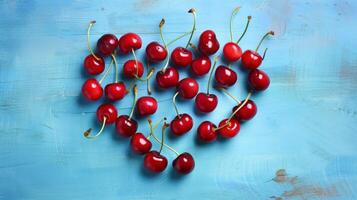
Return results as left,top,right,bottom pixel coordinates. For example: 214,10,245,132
1,0,357,199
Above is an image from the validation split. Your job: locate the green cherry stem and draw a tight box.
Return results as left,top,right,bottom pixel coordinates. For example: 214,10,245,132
255,31,274,52
166,31,192,47
98,58,114,84
229,6,241,42
111,53,119,83
131,48,154,81
217,87,241,104
172,91,180,117
83,117,107,139
228,91,253,121
262,48,268,60
145,58,153,95
87,20,100,60
236,16,252,44
206,56,219,94
185,8,196,48
159,122,170,154
159,19,170,72
128,85,138,120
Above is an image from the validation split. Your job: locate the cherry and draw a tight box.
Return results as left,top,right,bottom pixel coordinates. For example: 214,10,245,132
97,34,118,56
195,93,218,113
116,115,138,137
241,31,274,70
248,69,270,91
104,82,126,101
173,152,195,174
83,103,118,139
217,118,240,138
156,67,179,89
123,60,144,78
191,56,211,76
146,42,167,62
136,96,158,116
198,30,220,56
197,121,217,142
170,113,193,136
233,100,257,121
130,133,152,154
84,55,105,75
171,47,193,67
118,33,142,54
214,65,237,87
81,78,103,101
177,77,199,99
144,151,168,173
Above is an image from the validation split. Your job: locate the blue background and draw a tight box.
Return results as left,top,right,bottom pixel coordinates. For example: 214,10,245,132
1,0,357,199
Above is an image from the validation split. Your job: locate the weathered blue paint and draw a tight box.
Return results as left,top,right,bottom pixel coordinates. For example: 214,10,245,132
1,0,357,199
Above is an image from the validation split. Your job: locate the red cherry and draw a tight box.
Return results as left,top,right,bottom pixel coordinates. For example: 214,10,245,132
136,96,158,116
214,65,237,87
197,121,217,142
97,34,118,56
177,78,199,99
104,82,126,101
241,50,262,70
223,42,242,62
81,78,103,101
144,151,168,173
171,47,193,67
195,93,218,113
84,54,105,75
217,118,240,138
233,100,257,121
191,56,211,76
123,60,144,78
146,42,167,62
156,67,179,89
173,153,195,174
130,133,152,154
118,33,142,54
115,115,138,137
170,113,193,136
96,103,118,124
248,69,270,91
198,30,220,56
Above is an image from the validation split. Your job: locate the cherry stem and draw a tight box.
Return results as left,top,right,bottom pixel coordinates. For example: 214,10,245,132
185,8,196,48
213,121,231,132
159,19,170,72
229,6,241,42
172,91,180,117
228,91,253,121
207,56,219,94
111,53,119,83
83,117,107,139
166,31,192,47
147,119,179,156
87,20,100,61
128,85,138,120
255,31,274,52
98,58,114,84
159,122,170,154
189,43,201,56
145,59,152,95
262,48,268,60
131,49,154,82
217,87,241,104
236,16,252,44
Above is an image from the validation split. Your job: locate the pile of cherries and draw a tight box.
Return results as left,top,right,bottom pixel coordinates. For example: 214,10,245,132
81,7,273,175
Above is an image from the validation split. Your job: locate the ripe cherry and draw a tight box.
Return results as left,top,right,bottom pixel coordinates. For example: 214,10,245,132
146,42,167,62
115,86,138,137
197,121,217,142
118,33,142,54
191,56,211,76
248,69,270,91
130,133,152,154
156,67,179,89
214,65,237,87
83,103,118,139
97,34,118,56
198,30,220,56
233,100,257,121
177,77,199,99
217,118,240,138
123,60,144,78
136,96,158,116
82,78,103,101
104,82,126,101
171,47,193,67
84,21,105,75
144,151,168,173
173,153,195,174
241,31,274,70
170,114,193,136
